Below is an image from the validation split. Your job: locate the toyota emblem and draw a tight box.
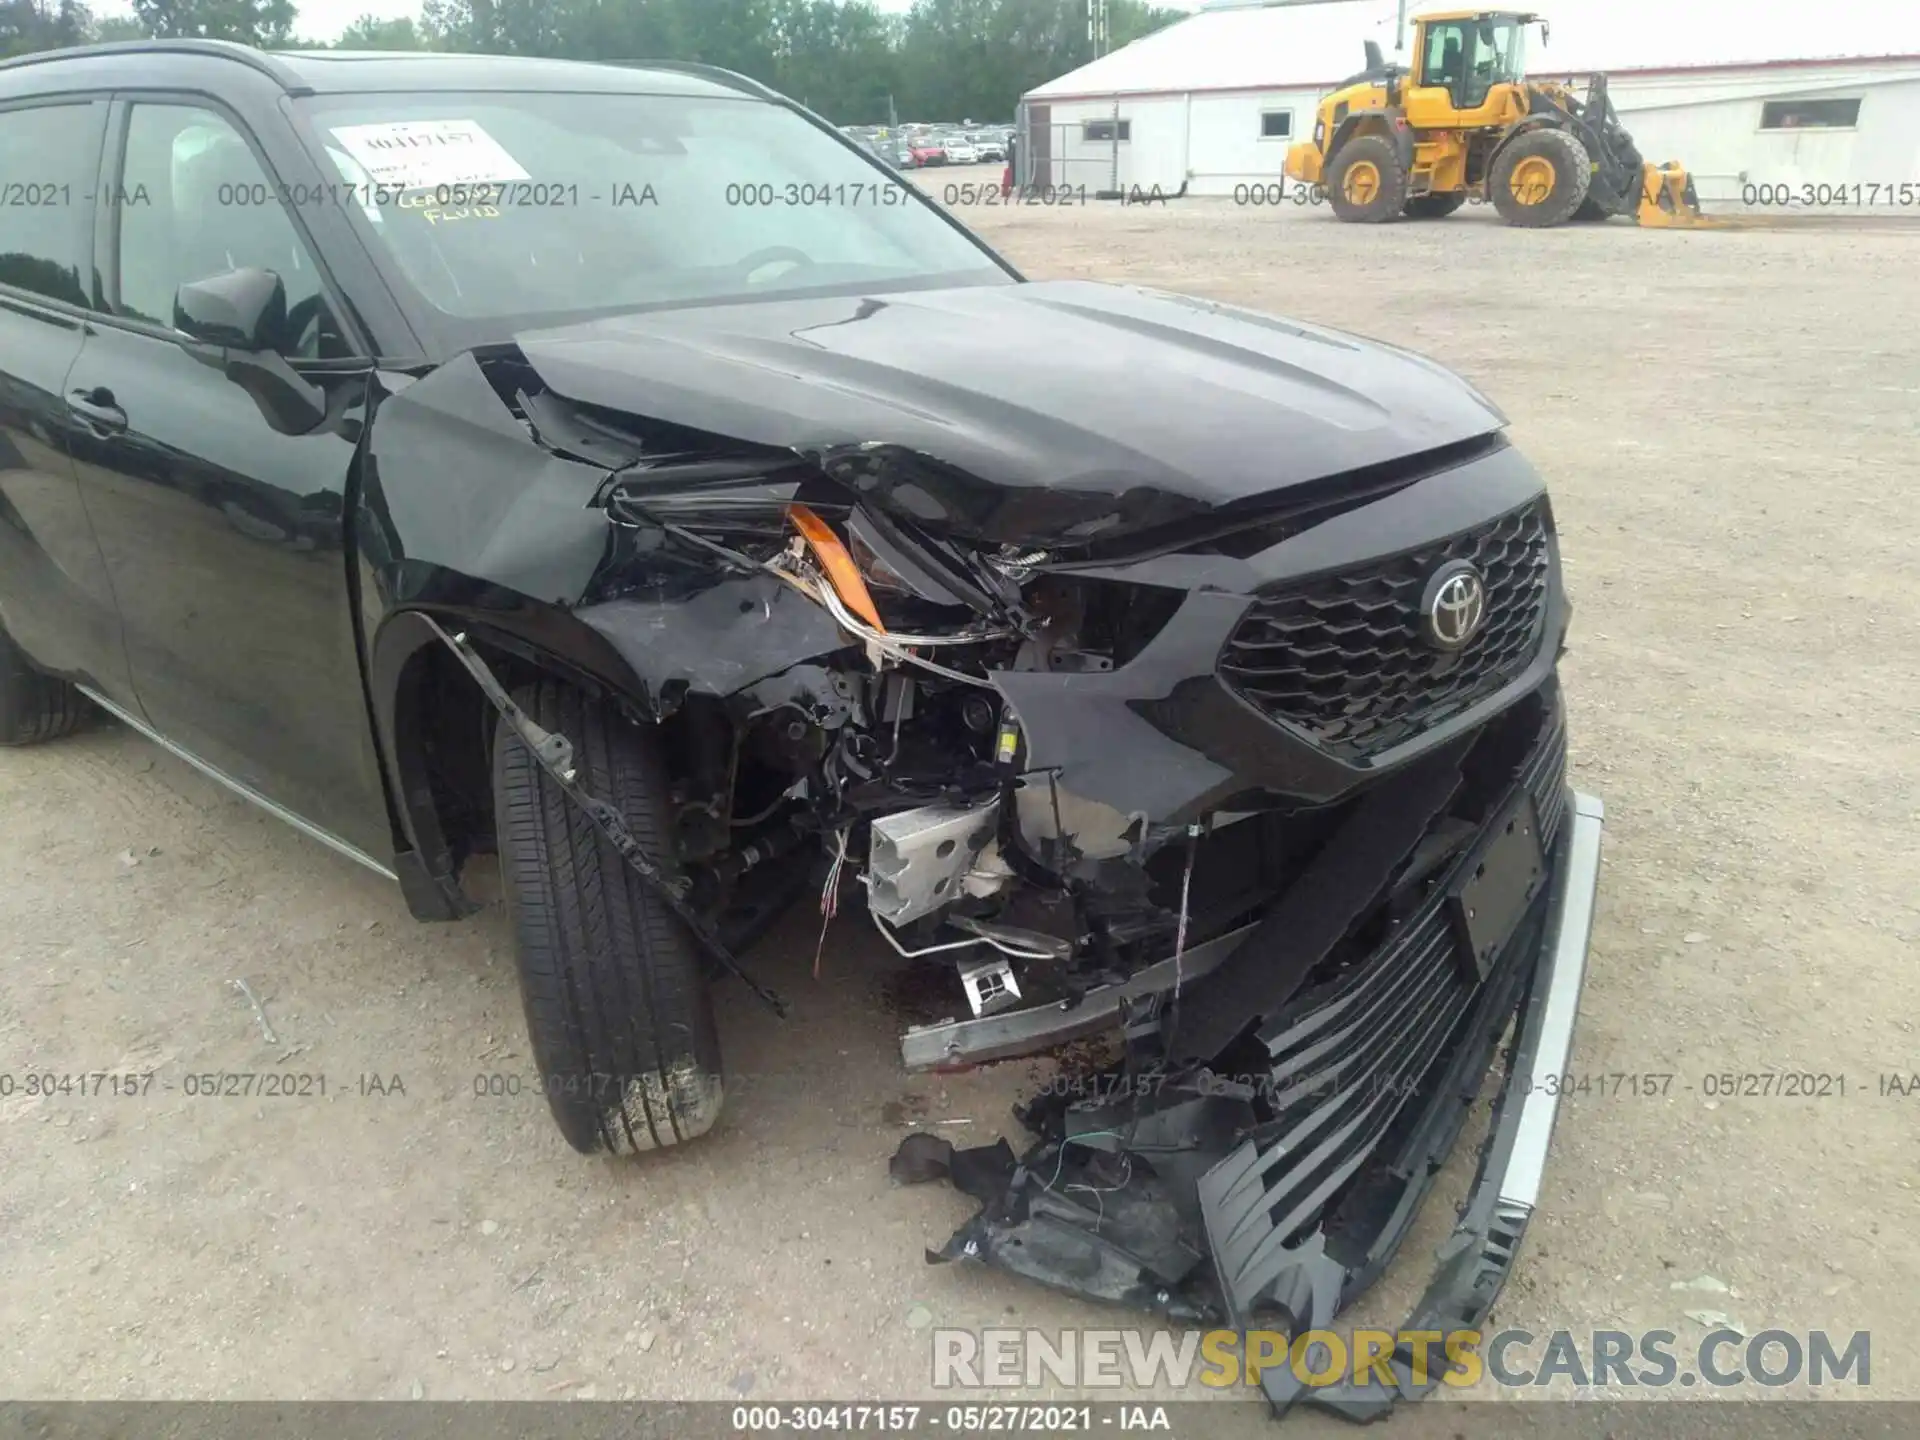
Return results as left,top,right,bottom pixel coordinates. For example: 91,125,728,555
1420,560,1488,651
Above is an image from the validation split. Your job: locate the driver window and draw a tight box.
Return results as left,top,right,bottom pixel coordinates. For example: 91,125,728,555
115,104,345,360
1425,23,1467,92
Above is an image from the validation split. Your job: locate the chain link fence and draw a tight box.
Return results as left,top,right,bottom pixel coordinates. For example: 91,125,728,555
1013,100,1130,197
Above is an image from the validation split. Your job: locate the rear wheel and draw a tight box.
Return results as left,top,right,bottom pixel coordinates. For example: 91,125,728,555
0,624,88,746
1403,193,1467,219
1490,128,1592,228
1325,136,1407,223
492,678,724,1156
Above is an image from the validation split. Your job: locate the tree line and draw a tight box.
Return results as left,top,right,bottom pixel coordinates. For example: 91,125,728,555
1,0,1186,123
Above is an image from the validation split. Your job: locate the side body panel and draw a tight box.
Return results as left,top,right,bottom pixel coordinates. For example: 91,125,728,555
59,86,396,856
0,296,133,698
0,96,136,701
65,328,390,853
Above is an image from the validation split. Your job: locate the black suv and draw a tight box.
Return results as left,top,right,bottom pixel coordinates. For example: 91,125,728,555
0,44,1601,1413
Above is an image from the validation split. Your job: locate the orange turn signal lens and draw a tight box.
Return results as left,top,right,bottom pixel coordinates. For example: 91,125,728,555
787,504,887,634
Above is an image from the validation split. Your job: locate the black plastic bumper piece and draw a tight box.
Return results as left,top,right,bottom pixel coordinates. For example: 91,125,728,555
908,691,1602,1427
1211,790,1604,1421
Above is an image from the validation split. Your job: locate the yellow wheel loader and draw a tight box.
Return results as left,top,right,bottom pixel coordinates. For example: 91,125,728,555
1285,9,1717,228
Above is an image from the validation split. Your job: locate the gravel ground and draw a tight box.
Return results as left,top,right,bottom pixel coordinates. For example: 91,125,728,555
3,168,1917,1429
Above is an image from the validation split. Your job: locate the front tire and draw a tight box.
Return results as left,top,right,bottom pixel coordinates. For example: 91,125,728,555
492,678,724,1156
0,624,88,746
1490,128,1592,228
1326,136,1408,223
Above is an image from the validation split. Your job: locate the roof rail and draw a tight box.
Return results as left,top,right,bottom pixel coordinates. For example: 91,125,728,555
0,38,314,94
598,58,787,104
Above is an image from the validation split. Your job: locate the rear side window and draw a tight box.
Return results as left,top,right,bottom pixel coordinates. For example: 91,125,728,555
0,102,99,307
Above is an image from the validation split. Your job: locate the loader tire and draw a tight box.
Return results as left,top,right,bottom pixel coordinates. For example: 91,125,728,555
492,677,724,1157
1326,136,1407,223
1403,193,1466,219
1491,128,1591,228
0,623,88,746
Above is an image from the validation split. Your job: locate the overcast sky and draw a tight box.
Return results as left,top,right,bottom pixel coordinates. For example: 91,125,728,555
91,0,1208,46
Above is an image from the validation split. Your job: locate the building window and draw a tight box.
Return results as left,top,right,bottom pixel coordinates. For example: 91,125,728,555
1260,111,1293,139
1760,97,1861,130
1083,119,1130,142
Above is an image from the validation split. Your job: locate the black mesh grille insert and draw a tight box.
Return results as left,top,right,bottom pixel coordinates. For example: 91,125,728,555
1220,499,1552,758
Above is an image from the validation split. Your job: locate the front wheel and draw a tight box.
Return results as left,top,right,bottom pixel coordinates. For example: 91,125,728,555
1490,128,1593,228
1325,136,1408,223
0,623,89,746
492,678,724,1156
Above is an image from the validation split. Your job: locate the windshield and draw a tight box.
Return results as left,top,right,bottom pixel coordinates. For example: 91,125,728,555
1423,17,1527,105
1484,19,1527,85
292,89,1010,347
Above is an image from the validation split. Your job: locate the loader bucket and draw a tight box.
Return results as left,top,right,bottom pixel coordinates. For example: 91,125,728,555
1635,161,1726,228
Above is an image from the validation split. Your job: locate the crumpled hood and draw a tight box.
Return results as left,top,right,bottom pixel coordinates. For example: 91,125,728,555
511,279,1506,547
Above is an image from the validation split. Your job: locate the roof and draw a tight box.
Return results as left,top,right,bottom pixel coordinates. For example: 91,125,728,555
1028,0,1920,100
271,49,748,97
0,39,753,99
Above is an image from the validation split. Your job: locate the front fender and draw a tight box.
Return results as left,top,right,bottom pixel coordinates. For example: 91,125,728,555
1486,115,1565,176
1326,111,1412,178
354,353,848,920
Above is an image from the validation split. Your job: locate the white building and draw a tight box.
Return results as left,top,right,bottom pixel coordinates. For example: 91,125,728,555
1020,0,1920,203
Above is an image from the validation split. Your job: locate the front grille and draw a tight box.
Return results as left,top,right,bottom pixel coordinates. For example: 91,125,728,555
1522,698,1570,845
1220,499,1553,758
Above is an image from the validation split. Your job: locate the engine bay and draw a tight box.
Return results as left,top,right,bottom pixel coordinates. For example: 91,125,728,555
611,479,1258,1046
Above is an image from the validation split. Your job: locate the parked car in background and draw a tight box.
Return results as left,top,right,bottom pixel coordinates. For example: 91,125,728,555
941,135,979,165
970,132,1006,163
908,137,947,166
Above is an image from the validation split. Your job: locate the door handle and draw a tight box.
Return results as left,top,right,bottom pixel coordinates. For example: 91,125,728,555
68,387,128,433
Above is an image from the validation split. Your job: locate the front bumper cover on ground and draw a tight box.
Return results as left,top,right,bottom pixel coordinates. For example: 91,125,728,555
900,780,1603,1424
1230,789,1604,1419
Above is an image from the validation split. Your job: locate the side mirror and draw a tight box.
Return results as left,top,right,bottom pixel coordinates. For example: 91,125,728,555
1364,39,1384,70
174,267,286,352
173,268,328,437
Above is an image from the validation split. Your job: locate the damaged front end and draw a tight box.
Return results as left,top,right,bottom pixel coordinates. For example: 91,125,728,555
361,294,1602,1421
691,459,1608,1423
903,720,1603,1422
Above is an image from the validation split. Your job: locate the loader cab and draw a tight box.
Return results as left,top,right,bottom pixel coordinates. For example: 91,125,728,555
1408,10,1542,123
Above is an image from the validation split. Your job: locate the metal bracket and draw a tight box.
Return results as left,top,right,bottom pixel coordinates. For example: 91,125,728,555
418,614,789,1019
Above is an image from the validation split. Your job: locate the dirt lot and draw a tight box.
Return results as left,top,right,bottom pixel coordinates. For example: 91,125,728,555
3,170,1918,1428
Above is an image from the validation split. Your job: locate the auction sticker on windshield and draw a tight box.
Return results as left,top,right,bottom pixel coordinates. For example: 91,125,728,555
327,119,532,191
